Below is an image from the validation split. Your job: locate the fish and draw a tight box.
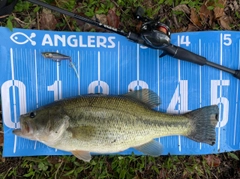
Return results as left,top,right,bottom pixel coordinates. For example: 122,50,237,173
41,52,79,78
13,89,219,162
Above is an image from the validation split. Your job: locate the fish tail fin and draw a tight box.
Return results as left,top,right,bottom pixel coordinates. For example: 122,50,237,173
184,105,219,145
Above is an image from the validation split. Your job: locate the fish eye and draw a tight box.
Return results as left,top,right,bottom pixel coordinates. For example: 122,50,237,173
45,53,52,58
30,112,36,118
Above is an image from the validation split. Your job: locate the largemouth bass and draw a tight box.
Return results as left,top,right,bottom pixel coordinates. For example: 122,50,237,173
13,89,219,162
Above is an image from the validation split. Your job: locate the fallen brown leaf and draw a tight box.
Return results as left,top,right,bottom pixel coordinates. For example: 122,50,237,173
172,26,187,33
84,15,107,32
40,8,57,30
219,14,232,30
143,0,154,9
199,4,214,26
96,14,108,25
190,8,201,27
214,0,226,19
172,4,190,14
159,168,168,179
187,23,199,31
107,9,120,29
205,155,221,167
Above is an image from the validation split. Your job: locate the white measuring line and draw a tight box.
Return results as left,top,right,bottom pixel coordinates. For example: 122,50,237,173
177,35,182,152
137,44,140,90
199,39,202,150
157,49,161,144
78,51,81,95
98,51,101,93
55,50,62,152
217,33,223,151
10,48,18,153
118,41,120,94
233,40,240,145
34,49,38,150
56,50,62,100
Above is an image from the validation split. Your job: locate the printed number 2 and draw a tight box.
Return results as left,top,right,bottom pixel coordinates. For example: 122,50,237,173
211,80,229,127
223,34,232,46
180,36,190,46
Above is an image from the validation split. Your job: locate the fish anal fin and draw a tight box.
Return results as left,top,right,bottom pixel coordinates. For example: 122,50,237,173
123,89,161,108
72,150,92,162
134,140,163,157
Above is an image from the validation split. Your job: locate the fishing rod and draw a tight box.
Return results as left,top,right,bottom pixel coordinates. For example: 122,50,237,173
26,0,240,80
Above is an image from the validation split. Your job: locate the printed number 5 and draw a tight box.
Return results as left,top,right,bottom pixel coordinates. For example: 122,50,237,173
211,80,229,127
223,34,232,46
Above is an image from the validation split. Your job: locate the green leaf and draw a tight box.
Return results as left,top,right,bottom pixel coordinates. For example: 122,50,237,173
23,171,35,177
207,6,214,10
33,6,40,13
85,11,94,17
64,169,75,176
96,9,106,14
228,153,239,160
38,163,48,171
7,17,13,31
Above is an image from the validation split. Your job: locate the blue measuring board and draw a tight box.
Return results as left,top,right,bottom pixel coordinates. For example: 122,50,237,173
0,27,240,157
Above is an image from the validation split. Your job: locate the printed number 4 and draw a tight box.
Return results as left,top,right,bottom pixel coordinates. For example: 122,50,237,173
180,36,191,47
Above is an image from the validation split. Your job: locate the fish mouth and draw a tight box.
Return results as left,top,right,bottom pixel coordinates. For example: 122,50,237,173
12,116,31,137
12,129,23,136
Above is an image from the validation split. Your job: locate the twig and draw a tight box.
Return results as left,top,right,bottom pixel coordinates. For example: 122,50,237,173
172,13,180,28
55,160,63,179
37,11,40,30
55,0,73,31
0,14,9,19
3,167,12,179
12,13,27,27
110,0,119,8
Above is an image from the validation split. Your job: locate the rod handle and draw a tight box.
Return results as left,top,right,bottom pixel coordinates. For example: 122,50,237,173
162,44,207,66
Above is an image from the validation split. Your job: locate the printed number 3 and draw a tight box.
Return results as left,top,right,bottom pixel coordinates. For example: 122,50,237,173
223,34,232,46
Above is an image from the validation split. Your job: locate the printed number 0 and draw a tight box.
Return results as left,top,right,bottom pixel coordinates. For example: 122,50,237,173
223,34,232,46
1,80,27,129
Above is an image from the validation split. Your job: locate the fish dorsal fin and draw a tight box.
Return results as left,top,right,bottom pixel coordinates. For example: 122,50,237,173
134,140,163,157
123,89,161,108
72,150,92,162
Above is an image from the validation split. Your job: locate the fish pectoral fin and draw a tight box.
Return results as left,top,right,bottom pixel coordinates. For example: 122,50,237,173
134,140,163,157
71,150,92,162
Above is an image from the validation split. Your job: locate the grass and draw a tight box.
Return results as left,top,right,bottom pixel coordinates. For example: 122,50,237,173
2,0,231,32
1,0,240,178
1,153,239,179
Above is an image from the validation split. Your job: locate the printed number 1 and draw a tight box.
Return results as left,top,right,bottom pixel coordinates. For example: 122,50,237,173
47,81,62,101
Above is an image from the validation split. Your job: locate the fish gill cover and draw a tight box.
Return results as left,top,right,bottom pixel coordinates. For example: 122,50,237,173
0,27,240,157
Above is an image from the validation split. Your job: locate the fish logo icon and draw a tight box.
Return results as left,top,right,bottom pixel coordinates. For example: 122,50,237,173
10,32,36,46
